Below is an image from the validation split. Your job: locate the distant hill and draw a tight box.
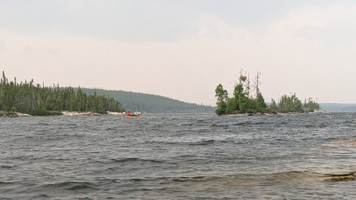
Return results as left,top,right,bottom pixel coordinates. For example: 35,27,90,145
320,103,356,112
80,88,215,113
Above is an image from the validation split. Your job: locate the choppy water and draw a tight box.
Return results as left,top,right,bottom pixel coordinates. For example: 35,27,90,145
1,113,356,199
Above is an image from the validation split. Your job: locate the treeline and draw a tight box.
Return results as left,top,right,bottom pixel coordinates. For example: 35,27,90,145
269,94,320,113
80,88,216,113
215,71,320,115
0,72,125,115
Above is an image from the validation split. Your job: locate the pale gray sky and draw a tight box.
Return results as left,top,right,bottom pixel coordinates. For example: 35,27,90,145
1,0,356,105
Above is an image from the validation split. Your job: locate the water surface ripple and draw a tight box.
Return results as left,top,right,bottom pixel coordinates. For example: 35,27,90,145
1,113,356,199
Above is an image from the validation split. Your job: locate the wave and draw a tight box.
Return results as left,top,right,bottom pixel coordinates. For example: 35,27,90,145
323,172,356,182
108,170,356,196
119,175,212,184
42,181,98,191
210,123,229,128
105,127,116,131
147,139,229,146
322,138,356,147
125,170,356,185
0,181,15,185
268,171,356,182
188,139,215,146
179,122,195,127
233,121,252,126
343,120,355,124
110,157,164,164
304,123,327,128
0,165,15,169
17,171,355,199
29,194,50,199
36,122,50,126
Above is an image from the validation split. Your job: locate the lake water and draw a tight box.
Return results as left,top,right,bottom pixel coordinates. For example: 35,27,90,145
1,113,356,199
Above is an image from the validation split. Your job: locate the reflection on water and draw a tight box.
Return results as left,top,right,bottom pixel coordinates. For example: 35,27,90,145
1,113,356,199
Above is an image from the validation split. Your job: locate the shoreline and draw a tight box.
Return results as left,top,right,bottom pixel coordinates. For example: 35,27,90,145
1,110,326,118
61,111,125,117
219,109,326,117
0,111,125,118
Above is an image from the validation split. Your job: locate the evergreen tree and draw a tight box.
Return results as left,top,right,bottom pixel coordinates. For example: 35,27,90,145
269,99,278,112
215,84,228,115
256,93,267,112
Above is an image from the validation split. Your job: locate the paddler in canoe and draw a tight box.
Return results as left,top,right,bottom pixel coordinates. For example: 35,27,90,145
125,111,141,118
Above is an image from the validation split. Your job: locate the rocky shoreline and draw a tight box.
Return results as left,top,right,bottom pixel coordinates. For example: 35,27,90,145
220,109,326,117
0,111,125,118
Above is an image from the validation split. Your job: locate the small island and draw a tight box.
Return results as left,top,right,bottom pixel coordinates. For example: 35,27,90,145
215,71,321,116
0,72,125,117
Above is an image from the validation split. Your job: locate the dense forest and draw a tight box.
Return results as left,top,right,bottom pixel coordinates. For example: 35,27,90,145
0,72,125,116
215,71,320,115
80,88,215,113
269,94,320,113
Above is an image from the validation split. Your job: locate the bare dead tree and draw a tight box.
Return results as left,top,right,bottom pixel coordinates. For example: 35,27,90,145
246,73,250,97
254,72,261,98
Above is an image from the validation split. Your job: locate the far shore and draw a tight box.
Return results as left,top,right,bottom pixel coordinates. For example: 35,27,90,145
0,111,125,118
219,109,326,117
1,109,326,118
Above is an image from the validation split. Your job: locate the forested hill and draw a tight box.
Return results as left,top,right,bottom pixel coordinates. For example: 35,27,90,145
80,88,215,113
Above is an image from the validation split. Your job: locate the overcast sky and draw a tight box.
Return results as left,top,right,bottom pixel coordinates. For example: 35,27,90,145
1,0,356,105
